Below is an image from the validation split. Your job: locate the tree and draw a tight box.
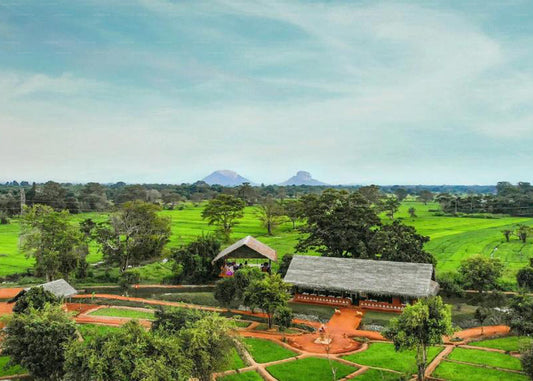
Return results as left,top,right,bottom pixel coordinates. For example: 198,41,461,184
394,188,408,202
502,229,513,242
236,182,257,205
408,207,417,218
459,255,503,293
384,297,453,381
516,225,533,243
507,295,533,335
244,274,291,329
257,196,285,235
521,342,533,380
283,199,303,230
296,190,381,258
417,190,434,205
12,287,60,314
79,182,109,211
1,304,77,380
383,197,401,219
368,221,435,265
517,267,533,291
152,307,205,334
277,254,294,278
95,201,171,272
274,305,293,332
214,267,264,309
474,306,491,335
178,313,236,381
20,204,84,281
172,235,222,284
63,320,190,381
201,194,245,241
356,185,383,205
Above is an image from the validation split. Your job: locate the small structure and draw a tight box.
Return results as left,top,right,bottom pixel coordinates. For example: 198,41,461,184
211,236,278,276
284,256,439,312
10,279,78,303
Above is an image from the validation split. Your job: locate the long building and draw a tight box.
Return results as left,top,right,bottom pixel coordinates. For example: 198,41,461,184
284,255,439,312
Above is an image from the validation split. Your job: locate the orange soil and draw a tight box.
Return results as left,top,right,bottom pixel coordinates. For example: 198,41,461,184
0,288,23,299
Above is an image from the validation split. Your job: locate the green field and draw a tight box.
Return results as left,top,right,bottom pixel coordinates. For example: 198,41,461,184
78,324,121,341
447,347,522,371
88,307,155,320
469,336,532,352
342,342,443,376
1,201,532,284
266,357,357,381
433,361,528,381
242,338,297,363
218,371,263,381
354,368,400,380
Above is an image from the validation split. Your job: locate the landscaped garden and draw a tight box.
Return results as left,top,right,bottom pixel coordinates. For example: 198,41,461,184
447,347,523,371
242,338,297,364
88,307,155,320
469,336,532,352
0,355,27,378
342,342,444,376
433,361,529,381
265,357,357,381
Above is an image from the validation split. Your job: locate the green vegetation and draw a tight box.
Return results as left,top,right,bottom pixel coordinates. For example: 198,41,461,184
89,307,155,320
448,347,523,371
342,342,443,375
266,357,357,381
242,338,296,363
218,371,263,381
354,368,400,380
433,361,529,381
77,324,121,341
0,356,27,377
469,336,532,352
2,201,533,284
360,310,397,328
220,347,246,371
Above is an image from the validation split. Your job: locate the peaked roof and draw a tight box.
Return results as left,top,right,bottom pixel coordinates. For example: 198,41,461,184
284,256,438,298
212,236,278,263
25,279,78,298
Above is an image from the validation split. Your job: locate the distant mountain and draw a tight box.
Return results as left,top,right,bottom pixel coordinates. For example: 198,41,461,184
279,171,328,186
202,170,251,186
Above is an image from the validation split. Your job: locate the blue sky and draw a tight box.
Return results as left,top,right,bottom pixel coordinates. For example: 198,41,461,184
1,0,533,185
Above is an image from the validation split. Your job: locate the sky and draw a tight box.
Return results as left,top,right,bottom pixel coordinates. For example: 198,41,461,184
1,0,533,185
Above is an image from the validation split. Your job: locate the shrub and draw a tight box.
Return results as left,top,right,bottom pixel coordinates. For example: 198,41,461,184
517,267,533,291
521,343,533,380
437,272,464,297
12,287,60,314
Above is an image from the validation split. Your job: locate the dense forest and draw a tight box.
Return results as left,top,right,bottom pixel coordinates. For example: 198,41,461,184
0,180,500,218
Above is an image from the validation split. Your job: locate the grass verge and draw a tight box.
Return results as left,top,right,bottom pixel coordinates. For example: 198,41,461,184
266,357,357,381
242,338,297,363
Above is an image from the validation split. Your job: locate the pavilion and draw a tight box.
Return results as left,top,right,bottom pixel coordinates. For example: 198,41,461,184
9,279,78,303
211,235,278,276
283,255,439,312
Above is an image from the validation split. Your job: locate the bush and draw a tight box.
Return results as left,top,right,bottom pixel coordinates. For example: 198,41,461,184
437,272,464,297
274,306,293,332
517,267,533,291
521,343,533,380
0,211,10,224
12,287,60,314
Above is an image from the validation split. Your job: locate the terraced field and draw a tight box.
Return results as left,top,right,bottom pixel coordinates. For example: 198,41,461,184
1,201,532,283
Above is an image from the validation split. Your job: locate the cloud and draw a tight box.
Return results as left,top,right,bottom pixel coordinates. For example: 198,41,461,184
1,1,533,184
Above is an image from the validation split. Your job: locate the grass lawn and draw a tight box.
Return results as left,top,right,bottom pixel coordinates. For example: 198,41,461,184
218,371,263,381
469,336,532,352
354,368,401,380
342,342,443,375
242,338,297,363
89,307,155,320
0,356,27,377
221,347,247,371
448,347,523,371
266,357,357,381
433,361,529,381
78,324,121,341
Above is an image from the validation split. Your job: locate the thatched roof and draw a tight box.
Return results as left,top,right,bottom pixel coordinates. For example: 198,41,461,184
27,279,78,298
284,256,438,298
211,236,278,264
